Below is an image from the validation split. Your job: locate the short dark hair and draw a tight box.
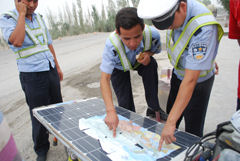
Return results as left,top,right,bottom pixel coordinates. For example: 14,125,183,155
115,7,144,34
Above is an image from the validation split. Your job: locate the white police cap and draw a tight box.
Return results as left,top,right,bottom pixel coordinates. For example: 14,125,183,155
137,0,180,30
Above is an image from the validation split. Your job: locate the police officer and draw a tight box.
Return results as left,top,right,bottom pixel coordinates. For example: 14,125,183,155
137,0,223,150
100,7,168,137
0,0,63,161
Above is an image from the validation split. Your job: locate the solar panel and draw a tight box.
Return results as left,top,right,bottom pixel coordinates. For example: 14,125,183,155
33,98,200,161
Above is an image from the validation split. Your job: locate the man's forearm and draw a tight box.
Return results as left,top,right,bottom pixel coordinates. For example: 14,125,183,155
167,70,200,125
100,73,115,113
9,13,26,47
48,44,60,68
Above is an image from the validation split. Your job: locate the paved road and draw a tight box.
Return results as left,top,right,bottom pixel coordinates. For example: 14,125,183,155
0,32,239,160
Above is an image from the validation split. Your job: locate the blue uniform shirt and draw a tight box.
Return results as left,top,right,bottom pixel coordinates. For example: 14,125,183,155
0,9,55,72
100,26,161,74
173,0,219,82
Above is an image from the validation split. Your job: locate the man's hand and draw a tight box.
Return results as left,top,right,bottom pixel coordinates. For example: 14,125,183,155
15,0,27,16
158,121,176,151
214,62,219,75
56,66,63,81
104,110,119,137
136,52,151,66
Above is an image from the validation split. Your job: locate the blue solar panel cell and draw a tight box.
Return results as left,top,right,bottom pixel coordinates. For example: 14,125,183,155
84,136,101,149
148,123,164,134
175,131,200,147
115,106,129,115
120,111,142,120
52,122,68,131
86,154,98,161
77,139,96,152
72,140,89,153
156,156,171,161
90,150,112,161
132,117,156,129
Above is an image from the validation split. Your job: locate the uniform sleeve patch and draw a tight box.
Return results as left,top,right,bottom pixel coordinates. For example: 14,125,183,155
191,43,207,61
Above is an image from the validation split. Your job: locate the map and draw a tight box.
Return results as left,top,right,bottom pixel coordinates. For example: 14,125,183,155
79,115,180,161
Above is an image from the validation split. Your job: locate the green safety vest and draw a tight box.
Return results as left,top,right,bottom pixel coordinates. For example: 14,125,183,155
109,25,152,72
166,12,224,77
3,11,49,59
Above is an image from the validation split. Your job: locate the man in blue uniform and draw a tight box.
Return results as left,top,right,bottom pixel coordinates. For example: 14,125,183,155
0,0,63,160
137,0,223,150
100,7,167,137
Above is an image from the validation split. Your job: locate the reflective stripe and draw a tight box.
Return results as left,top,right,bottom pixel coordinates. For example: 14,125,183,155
143,25,152,51
109,32,132,72
109,25,152,72
166,13,224,77
3,11,49,59
175,63,215,77
15,45,49,59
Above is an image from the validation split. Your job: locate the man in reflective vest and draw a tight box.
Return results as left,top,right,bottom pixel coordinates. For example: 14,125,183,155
100,7,168,137
0,0,63,161
138,0,223,150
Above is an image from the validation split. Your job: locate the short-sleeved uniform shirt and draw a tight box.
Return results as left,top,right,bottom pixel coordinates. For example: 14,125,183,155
173,0,220,83
100,26,161,74
229,0,240,39
0,9,55,72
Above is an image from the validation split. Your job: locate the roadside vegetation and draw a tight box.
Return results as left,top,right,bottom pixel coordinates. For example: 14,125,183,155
46,0,141,39
0,36,7,49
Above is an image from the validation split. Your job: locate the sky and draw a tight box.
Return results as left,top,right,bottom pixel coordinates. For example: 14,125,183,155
0,0,107,16
0,0,222,16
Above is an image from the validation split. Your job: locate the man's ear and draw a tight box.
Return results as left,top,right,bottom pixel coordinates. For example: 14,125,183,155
180,1,187,13
143,24,145,31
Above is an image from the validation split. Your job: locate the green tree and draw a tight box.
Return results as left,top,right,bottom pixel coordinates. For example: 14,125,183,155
46,9,61,39
76,0,85,32
71,3,80,35
85,9,94,32
91,5,101,31
72,3,78,26
0,37,7,48
201,0,211,6
131,0,140,7
218,0,230,12
116,0,130,9
100,3,108,31
64,2,72,25
105,0,116,32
